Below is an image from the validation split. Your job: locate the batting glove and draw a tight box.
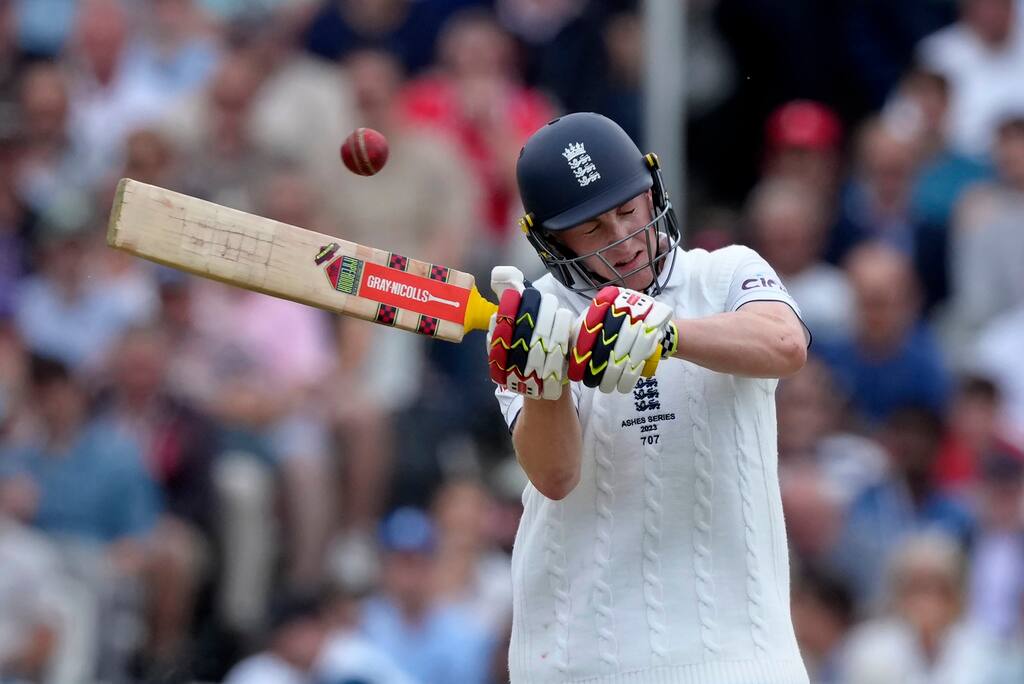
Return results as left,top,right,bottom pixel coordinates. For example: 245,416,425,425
487,266,573,400
568,286,679,394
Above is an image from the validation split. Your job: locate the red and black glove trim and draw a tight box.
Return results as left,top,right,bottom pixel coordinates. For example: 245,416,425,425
488,287,521,384
507,287,541,376
583,294,629,388
568,286,619,383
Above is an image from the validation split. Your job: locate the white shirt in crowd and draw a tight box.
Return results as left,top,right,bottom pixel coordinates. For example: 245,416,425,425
918,11,1024,158
222,630,415,684
496,246,810,684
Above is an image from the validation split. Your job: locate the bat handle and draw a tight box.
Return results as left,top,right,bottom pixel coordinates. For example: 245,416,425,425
641,350,662,378
464,286,499,334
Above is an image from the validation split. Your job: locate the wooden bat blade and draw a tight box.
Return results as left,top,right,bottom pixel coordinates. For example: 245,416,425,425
107,178,497,341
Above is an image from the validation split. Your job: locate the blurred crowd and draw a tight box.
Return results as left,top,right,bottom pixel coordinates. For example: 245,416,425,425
1,0,1023,683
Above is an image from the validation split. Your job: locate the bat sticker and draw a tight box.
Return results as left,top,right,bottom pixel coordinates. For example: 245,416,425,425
323,254,364,295
315,242,340,265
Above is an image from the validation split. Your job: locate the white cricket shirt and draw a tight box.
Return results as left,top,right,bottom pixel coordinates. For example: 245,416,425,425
496,246,810,684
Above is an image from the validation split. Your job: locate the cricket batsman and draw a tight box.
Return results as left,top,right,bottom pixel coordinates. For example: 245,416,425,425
488,113,811,683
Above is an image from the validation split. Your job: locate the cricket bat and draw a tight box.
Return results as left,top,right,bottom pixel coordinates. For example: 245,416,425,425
106,179,664,374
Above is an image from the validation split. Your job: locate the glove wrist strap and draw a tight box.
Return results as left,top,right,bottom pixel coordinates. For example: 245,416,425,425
661,321,679,359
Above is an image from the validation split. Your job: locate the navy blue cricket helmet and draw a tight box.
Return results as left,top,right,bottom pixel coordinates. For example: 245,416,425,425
516,112,681,295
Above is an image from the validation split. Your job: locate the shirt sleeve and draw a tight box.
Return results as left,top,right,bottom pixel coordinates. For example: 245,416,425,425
724,248,811,344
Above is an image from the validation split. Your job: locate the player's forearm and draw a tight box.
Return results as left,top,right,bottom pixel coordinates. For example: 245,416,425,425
672,309,806,378
512,391,582,500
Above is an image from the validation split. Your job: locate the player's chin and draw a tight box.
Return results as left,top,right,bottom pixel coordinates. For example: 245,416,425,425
600,266,655,293
623,269,656,293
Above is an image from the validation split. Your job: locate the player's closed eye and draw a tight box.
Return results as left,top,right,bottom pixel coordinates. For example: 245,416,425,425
585,209,635,235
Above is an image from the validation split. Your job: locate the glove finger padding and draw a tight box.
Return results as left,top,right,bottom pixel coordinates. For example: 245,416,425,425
541,307,573,400
507,287,541,377
488,286,522,385
567,286,619,384
487,267,571,400
571,286,676,394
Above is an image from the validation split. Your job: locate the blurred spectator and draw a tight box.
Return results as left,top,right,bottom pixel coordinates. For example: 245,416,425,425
944,111,1024,359
970,305,1024,449
884,66,992,231
222,590,328,684
966,449,1024,640
0,323,30,442
0,135,33,321
839,532,1006,683
0,516,93,684
121,0,221,99
815,242,951,425
431,478,512,639
155,273,280,638
13,214,158,375
232,5,359,183
918,0,1024,159
361,507,495,684
595,9,644,141
11,0,78,57
745,177,854,341
63,0,170,190
117,127,180,191
160,46,275,210
534,5,646,142
780,463,846,578
776,358,887,507
790,568,856,684
0,354,161,679
199,0,317,28
94,325,216,669
12,62,85,218
837,0,956,112
495,0,585,47
762,100,844,204
302,0,485,74
0,4,15,107
933,376,1005,495
0,352,159,550
316,584,416,684
401,8,554,249
834,407,975,604
827,117,950,307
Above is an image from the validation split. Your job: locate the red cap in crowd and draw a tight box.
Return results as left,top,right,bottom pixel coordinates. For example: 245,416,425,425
766,100,843,152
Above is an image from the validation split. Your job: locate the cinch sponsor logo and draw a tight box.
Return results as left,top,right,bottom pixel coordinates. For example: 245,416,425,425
365,275,432,302
741,275,787,291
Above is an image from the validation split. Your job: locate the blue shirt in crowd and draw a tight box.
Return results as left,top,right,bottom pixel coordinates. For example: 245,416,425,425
813,324,951,423
832,478,975,603
360,596,494,684
0,418,160,543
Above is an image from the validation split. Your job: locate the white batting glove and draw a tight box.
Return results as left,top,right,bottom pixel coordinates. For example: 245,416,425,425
486,266,573,400
568,286,678,393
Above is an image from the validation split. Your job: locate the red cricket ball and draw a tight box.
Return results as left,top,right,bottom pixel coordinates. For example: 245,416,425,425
340,127,389,176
